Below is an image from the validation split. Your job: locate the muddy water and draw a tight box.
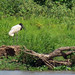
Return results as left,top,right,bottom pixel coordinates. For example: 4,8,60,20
0,71,75,75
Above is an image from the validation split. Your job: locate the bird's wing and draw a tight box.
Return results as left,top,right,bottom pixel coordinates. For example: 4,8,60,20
10,25,21,33
11,25,21,30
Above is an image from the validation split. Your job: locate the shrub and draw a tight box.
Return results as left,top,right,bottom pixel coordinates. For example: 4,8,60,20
0,0,75,19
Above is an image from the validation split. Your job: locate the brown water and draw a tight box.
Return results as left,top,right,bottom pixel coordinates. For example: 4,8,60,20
0,71,75,75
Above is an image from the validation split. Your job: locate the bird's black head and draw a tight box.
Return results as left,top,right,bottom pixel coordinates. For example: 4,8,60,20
19,23,25,30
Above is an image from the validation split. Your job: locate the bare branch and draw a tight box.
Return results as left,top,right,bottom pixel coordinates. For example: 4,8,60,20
0,45,75,69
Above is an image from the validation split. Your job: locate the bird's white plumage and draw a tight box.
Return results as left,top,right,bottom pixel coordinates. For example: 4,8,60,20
9,24,21,37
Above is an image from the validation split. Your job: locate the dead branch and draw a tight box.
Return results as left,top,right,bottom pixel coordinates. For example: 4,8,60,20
48,47,75,59
0,45,75,69
23,46,75,69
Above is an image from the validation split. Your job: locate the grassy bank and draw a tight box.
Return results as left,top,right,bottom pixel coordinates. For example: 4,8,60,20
0,16,75,51
0,16,75,70
0,55,75,71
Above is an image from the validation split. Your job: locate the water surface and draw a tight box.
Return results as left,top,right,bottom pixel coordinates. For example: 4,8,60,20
0,71,75,75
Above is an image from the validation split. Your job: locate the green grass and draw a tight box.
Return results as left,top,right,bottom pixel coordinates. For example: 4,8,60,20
0,16,75,53
0,56,27,70
0,0,75,71
0,16,75,70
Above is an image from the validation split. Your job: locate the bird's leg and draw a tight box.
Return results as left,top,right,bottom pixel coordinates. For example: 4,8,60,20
8,36,13,45
13,34,16,45
13,36,15,45
16,32,18,44
12,37,15,45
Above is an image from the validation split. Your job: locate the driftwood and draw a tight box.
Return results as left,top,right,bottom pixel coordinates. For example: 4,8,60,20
0,45,75,69
0,45,21,56
23,46,75,69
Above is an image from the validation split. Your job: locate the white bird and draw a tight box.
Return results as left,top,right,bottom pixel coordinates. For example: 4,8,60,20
9,23,24,37
8,23,24,43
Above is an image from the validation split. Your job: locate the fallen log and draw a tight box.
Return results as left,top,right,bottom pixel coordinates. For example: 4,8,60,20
0,45,21,57
23,46,75,69
0,45,74,69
